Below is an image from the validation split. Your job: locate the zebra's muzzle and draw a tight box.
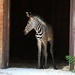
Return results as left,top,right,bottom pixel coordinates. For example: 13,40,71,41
24,30,27,35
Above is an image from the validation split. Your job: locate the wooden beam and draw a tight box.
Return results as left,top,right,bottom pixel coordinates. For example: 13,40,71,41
0,0,3,68
2,0,10,68
69,0,75,70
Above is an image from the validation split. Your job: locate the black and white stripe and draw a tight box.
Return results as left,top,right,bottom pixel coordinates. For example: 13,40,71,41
34,16,46,39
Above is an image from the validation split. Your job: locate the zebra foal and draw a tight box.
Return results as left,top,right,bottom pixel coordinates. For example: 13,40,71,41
24,12,56,69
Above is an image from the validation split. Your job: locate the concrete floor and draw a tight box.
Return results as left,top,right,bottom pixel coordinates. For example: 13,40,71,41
9,58,68,69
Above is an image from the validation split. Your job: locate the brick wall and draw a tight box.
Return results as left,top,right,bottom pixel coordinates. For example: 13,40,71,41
0,0,3,68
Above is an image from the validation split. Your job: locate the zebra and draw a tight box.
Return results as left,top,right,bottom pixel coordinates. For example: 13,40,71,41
24,12,56,69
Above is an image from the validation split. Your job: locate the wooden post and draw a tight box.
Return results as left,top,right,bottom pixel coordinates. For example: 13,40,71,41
2,0,10,68
0,0,10,68
0,0,3,68
69,0,75,70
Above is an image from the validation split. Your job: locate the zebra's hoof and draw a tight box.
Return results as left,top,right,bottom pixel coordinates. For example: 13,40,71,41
54,66,58,69
43,65,48,69
37,66,43,69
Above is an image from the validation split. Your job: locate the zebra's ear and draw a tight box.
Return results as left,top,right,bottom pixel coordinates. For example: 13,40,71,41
26,12,32,18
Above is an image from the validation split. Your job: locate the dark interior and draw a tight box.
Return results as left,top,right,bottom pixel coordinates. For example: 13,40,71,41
10,0,70,68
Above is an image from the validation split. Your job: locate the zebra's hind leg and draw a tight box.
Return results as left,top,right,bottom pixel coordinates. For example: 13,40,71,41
41,43,45,68
49,40,57,69
50,48,57,69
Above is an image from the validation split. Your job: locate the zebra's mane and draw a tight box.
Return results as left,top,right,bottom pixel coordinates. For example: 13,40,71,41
33,15,46,26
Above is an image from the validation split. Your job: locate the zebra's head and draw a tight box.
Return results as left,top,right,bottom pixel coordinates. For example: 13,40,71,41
24,12,35,35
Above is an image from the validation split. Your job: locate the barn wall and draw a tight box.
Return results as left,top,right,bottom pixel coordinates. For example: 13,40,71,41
0,0,3,68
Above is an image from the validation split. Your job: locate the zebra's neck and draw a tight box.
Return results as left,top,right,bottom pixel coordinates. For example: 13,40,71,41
35,24,46,39
33,16,46,39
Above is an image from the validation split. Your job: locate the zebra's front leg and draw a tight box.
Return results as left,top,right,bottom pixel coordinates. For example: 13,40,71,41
43,43,47,68
37,40,42,69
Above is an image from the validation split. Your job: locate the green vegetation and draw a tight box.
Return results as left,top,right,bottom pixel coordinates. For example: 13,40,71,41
66,55,75,73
